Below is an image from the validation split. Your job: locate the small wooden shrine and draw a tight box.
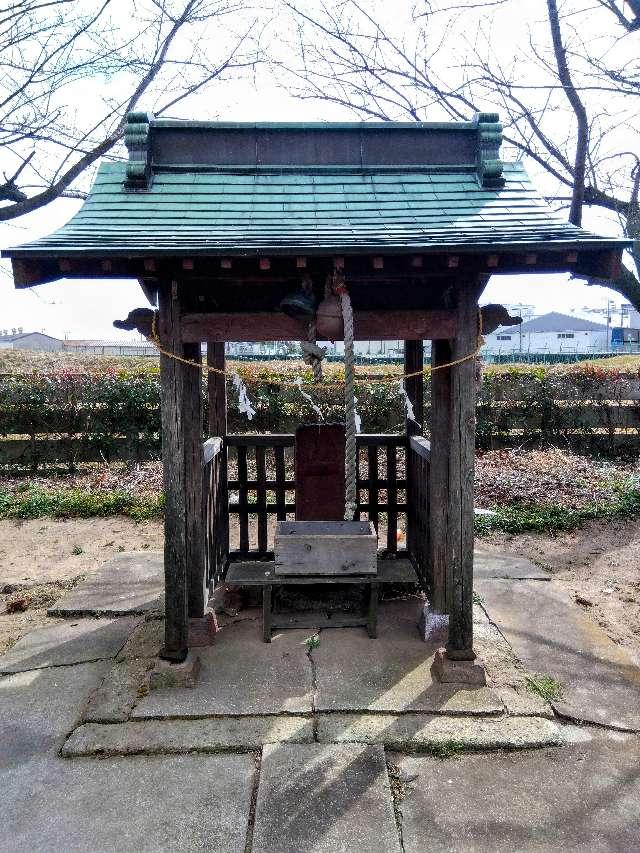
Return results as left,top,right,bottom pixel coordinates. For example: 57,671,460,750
4,113,627,669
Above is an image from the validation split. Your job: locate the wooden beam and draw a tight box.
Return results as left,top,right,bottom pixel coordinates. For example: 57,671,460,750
207,342,227,437
405,339,424,590
428,339,451,614
445,283,478,660
158,282,205,660
403,341,423,439
184,340,205,619
206,341,228,596
181,310,457,343
158,285,189,660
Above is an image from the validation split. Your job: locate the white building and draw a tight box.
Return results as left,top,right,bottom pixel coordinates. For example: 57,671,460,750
0,330,63,351
483,311,609,355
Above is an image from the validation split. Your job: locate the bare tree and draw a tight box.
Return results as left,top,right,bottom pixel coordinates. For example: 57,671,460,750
0,0,258,220
280,0,640,307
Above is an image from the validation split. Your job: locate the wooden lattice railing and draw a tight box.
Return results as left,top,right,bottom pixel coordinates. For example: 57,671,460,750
355,434,407,553
224,433,410,560
225,434,295,557
407,435,431,589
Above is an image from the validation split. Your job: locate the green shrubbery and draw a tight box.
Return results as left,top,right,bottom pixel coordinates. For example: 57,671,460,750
0,486,164,521
474,482,640,535
1,359,640,468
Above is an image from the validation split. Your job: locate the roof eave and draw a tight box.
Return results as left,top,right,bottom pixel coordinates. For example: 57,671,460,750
6,241,628,289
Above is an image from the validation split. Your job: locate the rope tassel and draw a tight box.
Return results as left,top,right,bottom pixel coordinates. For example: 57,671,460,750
232,372,256,421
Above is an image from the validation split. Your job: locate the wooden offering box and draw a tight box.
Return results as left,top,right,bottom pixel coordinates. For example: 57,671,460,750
274,520,377,576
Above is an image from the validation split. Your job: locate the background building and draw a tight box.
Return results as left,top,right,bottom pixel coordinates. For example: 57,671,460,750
0,330,63,351
482,311,609,355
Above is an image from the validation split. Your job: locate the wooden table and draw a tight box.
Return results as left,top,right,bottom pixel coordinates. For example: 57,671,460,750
226,557,419,642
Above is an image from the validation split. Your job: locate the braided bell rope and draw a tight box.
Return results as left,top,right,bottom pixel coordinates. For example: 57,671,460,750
338,282,357,521
301,274,323,383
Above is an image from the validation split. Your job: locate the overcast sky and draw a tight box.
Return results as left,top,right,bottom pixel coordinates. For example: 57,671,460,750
0,0,635,340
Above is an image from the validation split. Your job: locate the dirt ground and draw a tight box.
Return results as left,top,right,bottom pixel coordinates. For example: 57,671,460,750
482,517,640,664
0,517,163,655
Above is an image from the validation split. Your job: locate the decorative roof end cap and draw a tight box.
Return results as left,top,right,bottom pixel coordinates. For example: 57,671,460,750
124,111,154,190
474,111,505,189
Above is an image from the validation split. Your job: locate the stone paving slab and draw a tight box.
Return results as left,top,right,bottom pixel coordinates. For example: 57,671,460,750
63,716,315,756
318,713,561,749
0,616,140,673
313,600,502,714
0,661,109,766
391,734,640,852
116,617,164,660
48,551,164,616
81,658,152,723
1,657,254,852
474,548,550,580
132,619,315,718
252,743,401,853
2,753,254,853
477,578,640,731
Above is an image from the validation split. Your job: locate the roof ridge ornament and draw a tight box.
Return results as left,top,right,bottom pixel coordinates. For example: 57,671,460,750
475,112,505,189
124,111,153,190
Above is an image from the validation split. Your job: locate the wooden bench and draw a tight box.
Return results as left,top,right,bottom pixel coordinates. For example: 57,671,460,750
226,557,418,642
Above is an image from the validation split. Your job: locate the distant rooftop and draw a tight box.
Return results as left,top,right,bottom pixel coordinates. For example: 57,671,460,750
501,311,608,334
0,331,59,342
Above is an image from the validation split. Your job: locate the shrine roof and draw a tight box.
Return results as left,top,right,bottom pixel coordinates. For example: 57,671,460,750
3,113,629,287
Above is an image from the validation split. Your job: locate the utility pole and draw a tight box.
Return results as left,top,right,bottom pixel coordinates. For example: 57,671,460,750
517,303,523,353
605,299,616,352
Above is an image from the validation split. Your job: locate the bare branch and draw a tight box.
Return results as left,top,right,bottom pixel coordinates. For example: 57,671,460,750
0,0,258,220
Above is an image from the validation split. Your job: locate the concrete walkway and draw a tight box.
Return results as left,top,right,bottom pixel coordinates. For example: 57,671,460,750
2,549,640,851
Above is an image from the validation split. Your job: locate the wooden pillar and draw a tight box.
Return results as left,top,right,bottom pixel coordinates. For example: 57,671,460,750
403,340,423,438
158,282,204,661
207,342,227,437
184,339,205,619
445,284,478,660
405,339,423,575
428,339,451,614
206,341,228,588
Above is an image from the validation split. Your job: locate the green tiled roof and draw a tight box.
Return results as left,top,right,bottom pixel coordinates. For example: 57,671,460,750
5,161,625,258
4,115,628,271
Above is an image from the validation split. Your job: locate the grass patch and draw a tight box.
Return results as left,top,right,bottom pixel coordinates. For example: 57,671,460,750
0,486,164,522
525,674,564,702
417,740,466,760
305,634,321,652
474,484,640,536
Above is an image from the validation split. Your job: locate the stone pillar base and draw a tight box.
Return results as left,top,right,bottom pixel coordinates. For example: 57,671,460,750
149,650,201,690
188,609,219,647
418,603,449,644
431,647,487,686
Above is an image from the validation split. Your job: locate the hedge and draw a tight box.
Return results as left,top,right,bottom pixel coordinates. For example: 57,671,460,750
1,360,640,468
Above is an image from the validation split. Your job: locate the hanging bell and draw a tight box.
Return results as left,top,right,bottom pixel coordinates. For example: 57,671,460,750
280,287,316,320
316,293,344,339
